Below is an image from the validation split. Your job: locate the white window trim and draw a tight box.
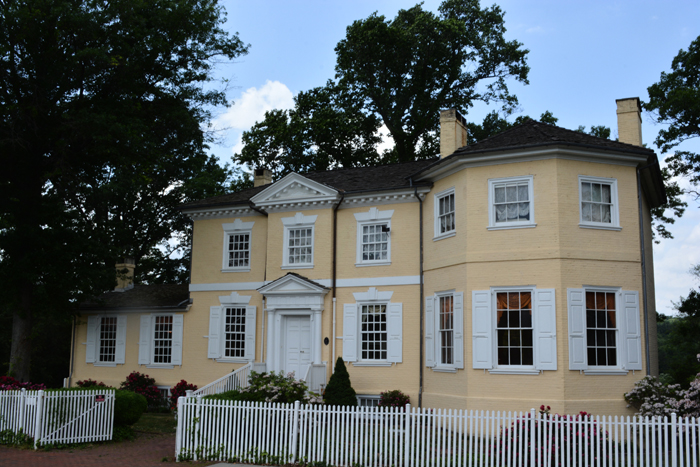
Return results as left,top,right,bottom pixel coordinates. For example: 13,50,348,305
434,188,456,241
487,175,536,230
222,219,255,272
139,313,183,368
281,212,317,269
354,207,394,266
86,315,126,366
578,176,621,231
426,291,464,372
568,286,640,375
208,292,256,363
471,286,557,374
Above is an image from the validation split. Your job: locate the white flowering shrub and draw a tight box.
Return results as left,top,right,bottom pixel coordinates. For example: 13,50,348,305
204,371,323,405
675,374,700,418
624,375,682,417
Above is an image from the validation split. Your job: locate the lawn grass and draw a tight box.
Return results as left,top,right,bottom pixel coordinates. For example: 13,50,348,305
132,412,177,434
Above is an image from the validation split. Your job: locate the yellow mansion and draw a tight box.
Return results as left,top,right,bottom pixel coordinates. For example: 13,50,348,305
71,98,666,415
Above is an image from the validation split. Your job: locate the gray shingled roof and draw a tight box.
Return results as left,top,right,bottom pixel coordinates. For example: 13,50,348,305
79,284,190,311
181,159,436,210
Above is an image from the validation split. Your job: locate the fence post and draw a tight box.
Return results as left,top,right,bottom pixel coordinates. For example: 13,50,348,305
530,408,536,467
291,400,301,463
18,388,26,434
671,412,677,467
175,396,186,462
404,403,411,467
193,395,202,461
33,390,44,450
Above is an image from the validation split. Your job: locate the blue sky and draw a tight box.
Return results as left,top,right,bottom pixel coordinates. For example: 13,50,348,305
207,0,700,315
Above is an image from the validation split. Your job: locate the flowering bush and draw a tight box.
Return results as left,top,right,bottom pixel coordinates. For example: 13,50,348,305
170,380,198,409
675,373,700,417
76,379,108,389
379,389,410,408
0,376,46,390
204,371,322,405
624,375,683,417
120,372,162,408
495,406,608,467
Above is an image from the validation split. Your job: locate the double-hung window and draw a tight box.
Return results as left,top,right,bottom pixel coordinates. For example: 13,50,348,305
487,176,536,229
578,176,620,230
567,288,641,374
342,287,402,366
85,315,127,365
282,213,317,269
138,314,183,368
434,188,456,239
355,208,394,266
472,287,556,373
207,292,256,362
425,292,464,371
222,220,255,272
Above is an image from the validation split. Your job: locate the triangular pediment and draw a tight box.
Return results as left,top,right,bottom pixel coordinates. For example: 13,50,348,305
258,273,329,296
250,173,339,208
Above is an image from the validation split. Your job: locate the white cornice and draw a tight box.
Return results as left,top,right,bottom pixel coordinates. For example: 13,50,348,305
416,147,648,182
251,173,340,209
339,187,429,209
183,206,259,220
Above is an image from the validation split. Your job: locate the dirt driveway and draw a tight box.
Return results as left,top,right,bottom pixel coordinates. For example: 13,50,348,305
0,432,214,466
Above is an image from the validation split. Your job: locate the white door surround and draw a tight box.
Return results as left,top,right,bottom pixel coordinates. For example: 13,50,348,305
282,315,312,377
257,274,329,375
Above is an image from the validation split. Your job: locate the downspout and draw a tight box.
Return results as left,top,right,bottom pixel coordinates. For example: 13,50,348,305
636,162,655,376
67,315,76,388
413,183,424,408
250,201,269,364
332,193,345,373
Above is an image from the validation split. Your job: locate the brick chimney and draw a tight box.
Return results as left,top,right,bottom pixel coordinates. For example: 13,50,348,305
115,257,135,291
439,109,468,158
254,168,273,187
616,97,643,146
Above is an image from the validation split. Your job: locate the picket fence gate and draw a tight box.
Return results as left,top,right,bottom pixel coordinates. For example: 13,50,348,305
175,397,700,466
0,389,115,448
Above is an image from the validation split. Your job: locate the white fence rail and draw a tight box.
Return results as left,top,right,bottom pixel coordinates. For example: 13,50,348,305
0,389,114,448
193,362,253,396
176,398,700,466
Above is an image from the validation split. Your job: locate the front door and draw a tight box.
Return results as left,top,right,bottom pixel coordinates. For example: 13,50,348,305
283,316,312,378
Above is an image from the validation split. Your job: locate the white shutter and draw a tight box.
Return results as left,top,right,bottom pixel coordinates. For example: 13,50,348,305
534,289,557,371
115,315,127,364
387,303,403,363
567,289,586,370
425,296,435,367
343,304,358,362
138,315,151,365
472,290,493,369
86,316,99,363
620,290,642,371
244,306,257,362
171,314,184,366
208,306,222,359
453,292,464,369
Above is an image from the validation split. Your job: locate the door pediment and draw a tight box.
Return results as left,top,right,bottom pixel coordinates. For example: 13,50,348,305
258,273,329,310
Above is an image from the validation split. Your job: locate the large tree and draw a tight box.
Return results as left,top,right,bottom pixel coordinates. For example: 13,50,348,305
335,0,529,162
0,0,247,381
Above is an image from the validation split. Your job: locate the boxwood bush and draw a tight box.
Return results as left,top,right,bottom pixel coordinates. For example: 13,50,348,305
114,390,147,426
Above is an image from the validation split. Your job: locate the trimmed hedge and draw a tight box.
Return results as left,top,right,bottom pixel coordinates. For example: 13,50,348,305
114,390,147,426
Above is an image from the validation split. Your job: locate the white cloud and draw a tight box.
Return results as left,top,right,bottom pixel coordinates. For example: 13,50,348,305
376,124,395,154
214,80,295,131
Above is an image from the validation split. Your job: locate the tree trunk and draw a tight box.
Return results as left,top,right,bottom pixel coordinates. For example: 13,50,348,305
9,283,33,382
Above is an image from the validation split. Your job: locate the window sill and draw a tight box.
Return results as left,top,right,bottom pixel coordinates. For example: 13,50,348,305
145,364,174,369
433,231,456,242
583,369,628,376
93,362,117,367
488,368,541,375
487,223,537,231
431,366,457,373
215,358,249,364
579,223,622,231
221,267,251,273
355,261,392,268
352,361,393,367
281,265,314,270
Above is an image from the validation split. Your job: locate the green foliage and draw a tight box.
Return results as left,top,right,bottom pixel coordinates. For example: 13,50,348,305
114,390,148,426
0,428,33,447
379,389,410,407
76,379,108,389
0,0,248,381
112,425,136,442
203,371,321,404
323,358,357,407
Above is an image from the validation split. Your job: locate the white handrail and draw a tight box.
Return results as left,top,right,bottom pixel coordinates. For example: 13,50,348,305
193,362,253,396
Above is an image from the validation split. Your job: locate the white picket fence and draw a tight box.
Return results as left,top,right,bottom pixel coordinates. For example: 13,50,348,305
0,389,114,448
175,397,700,466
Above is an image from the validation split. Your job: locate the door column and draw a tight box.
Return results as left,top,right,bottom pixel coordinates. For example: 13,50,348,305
312,308,322,364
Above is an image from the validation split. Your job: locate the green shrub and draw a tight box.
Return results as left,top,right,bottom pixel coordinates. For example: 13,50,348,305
120,372,163,409
323,358,357,406
379,389,410,407
114,390,147,426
